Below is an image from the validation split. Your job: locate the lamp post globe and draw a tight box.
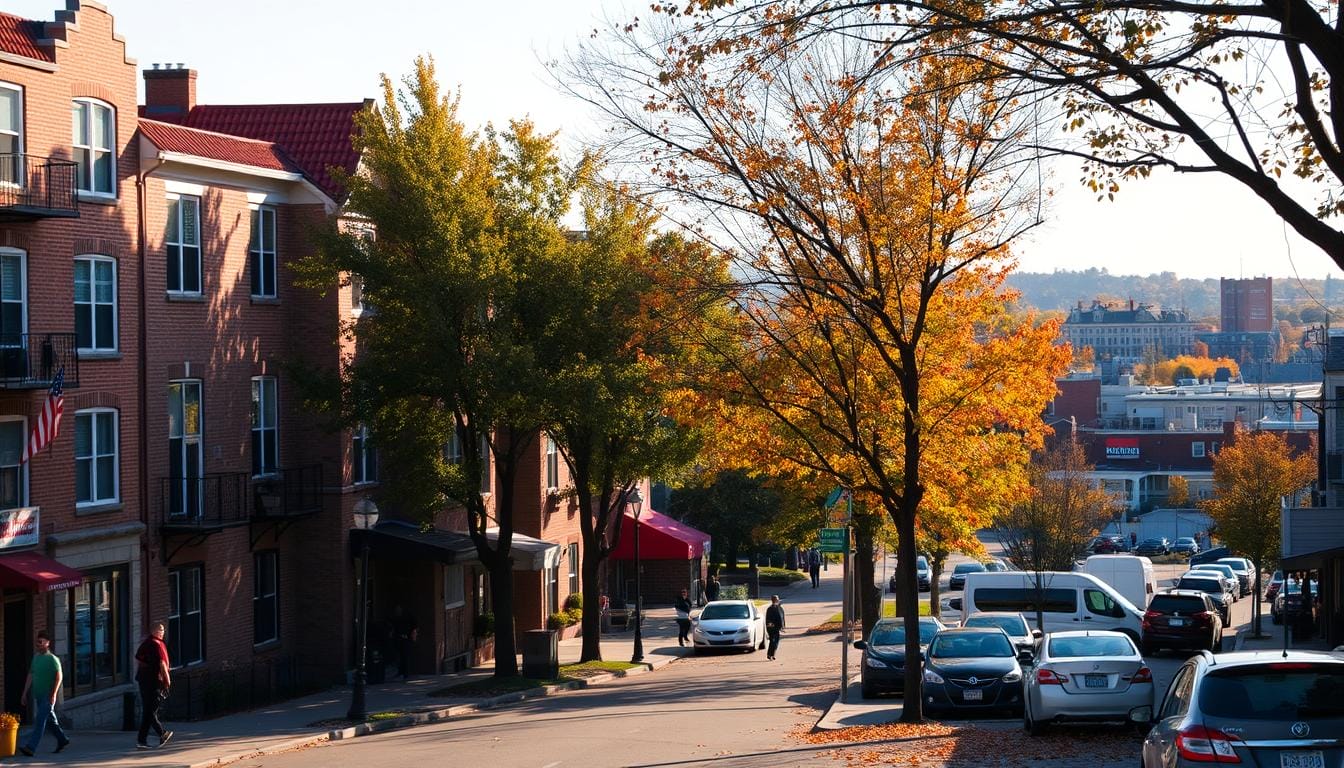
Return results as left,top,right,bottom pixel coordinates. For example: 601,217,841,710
348,497,379,721
629,486,645,664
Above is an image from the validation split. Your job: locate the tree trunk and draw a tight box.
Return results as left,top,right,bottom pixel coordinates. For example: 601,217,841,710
855,534,879,638
897,505,923,722
579,552,606,662
1252,560,1263,638
929,557,945,619
489,559,518,677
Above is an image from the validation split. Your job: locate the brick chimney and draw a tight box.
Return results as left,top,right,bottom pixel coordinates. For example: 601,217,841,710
142,63,196,121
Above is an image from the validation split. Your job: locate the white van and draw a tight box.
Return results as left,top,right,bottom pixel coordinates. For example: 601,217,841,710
960,571,1144,641
1082,554,1156,610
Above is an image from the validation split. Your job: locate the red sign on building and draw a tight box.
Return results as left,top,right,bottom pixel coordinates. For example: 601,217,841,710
1105,437,1141,459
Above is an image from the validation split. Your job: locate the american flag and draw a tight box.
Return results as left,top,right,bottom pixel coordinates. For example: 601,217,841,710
22,367,64,463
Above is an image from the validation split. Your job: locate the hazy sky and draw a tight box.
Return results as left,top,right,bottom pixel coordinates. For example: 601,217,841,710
14,0,1340,282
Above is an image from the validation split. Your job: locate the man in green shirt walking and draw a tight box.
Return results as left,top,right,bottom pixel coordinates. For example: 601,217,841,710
20,630,69,756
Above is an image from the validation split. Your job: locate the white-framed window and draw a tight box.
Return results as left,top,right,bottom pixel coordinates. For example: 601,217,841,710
1191,442,1206,458
168,380,203,518
545,436,559,490
544,563,559,616
479,435,492,494
251,376,278,477
74,409,118,506
442,427,463,465
72,98,115,196
168,565,204,666
444,565,465,610
0,83,21,186
567,542,579,595
249,206,276,298
74,255,116,352
253,551,278,645
166,195,201,294
0,417,27,510
352,423,377,484
0,248,26,343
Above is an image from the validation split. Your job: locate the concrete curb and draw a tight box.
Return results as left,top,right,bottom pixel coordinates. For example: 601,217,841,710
187,735,333,768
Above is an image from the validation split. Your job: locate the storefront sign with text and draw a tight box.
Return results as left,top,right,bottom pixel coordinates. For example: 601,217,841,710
1105,438,1141,459
0,507,39,550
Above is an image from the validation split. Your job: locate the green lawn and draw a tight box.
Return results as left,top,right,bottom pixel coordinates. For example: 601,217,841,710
430,660,641,697
826,601,931,624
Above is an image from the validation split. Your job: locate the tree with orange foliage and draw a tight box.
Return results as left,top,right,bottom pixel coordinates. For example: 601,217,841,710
1202,428,1316,636
570,31,1070,721
1138,355,1241,385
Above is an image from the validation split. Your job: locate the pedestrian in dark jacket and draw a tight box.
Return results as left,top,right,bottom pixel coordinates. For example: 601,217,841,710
674,589,693,647
134,622,174,750
765,595,786,660
705,575,720,602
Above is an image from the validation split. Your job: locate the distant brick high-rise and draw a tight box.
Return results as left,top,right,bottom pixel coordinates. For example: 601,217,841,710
1220,277,1273,333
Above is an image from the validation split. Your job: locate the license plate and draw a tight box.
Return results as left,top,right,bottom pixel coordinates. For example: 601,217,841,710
1280,752,1324,768
962,689,983,701
1170,618,1187,626
1084,675,1108,688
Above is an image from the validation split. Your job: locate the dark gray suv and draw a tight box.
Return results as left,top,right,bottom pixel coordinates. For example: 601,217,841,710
1141,650,1344,766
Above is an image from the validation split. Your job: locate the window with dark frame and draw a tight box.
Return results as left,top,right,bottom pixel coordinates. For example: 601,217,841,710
567,543,579,595
253,551,278,645
353,423,377,484
166,195,201,294
168,380,203,518
68,565,129,695
168,565,204,666
0,418,26,510
545,436,559,490
251,376,278,477
249,207,277,298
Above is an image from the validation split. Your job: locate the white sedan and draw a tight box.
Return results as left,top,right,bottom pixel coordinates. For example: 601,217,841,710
692,600,766,654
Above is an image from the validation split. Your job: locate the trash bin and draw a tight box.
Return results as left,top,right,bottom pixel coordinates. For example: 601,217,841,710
522,629,559,679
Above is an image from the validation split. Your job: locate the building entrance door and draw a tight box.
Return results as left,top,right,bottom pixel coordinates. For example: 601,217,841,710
3,595,30,722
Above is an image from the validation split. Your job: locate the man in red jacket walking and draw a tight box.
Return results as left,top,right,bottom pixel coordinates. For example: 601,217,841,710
134,622,174,750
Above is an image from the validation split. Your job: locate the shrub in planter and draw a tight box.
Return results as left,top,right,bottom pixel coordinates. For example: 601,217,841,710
565,607,582,626
564,593,582,611
547,612,571,630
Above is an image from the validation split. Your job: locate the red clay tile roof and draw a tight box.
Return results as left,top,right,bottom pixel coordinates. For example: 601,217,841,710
175,104,363,201
138,119,300,175
0,12,54,63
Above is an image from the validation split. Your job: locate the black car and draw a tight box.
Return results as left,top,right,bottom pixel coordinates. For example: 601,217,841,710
854,616,946,697
922,627,1030,717
1133,538,1171,557
948,562,987,591
1175,573,1232,626
1141,589,1224,655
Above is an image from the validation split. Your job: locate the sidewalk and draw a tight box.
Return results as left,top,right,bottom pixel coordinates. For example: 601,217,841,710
1234,600,1334,653
16,574,822,768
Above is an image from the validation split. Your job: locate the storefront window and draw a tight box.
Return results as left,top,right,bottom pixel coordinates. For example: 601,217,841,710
68,565,128,695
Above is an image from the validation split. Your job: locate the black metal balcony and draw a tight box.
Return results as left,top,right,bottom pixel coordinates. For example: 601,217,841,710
252,464,324,519
0,333,79,389
159,472,251,532
0,154,80,221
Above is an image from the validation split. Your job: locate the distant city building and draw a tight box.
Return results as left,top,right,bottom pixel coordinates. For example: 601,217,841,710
1061,300,1196,362
1220,276,1274,332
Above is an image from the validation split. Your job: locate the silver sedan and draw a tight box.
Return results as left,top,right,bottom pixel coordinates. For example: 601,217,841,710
1024,630,1155,735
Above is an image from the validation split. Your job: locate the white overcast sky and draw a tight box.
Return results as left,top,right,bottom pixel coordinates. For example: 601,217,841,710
14,0,1340,282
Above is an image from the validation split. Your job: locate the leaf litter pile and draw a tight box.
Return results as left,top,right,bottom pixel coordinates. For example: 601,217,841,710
795,721,1142,767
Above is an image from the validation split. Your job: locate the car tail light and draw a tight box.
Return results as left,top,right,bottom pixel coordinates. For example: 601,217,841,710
1192,610,1212,625
1035,667,1068,685
1176,724,1242,763
1131,666,1152,684
1142,609,1159,630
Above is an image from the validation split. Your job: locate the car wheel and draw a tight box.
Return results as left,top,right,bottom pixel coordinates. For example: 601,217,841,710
1024,705,1046,736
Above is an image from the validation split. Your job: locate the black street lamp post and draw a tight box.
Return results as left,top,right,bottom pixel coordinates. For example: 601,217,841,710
348,497,379,721
629,486,645,664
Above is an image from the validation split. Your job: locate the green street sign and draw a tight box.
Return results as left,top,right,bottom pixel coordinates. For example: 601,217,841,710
818,527,849,553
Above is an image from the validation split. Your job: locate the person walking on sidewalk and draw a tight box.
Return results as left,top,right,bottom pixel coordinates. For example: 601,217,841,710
19,630,69,756
674,589,694,647
808,548,821,588
705,574,720,602
765,595,786,660
135,622,174,750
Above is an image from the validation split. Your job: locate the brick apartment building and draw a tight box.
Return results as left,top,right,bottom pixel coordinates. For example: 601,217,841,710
0,0,674,729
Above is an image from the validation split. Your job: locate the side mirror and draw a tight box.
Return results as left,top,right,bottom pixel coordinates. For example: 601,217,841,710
1129,705,1154,726
853,640,867,650
1017,649,1034,664
1031,629,1043,639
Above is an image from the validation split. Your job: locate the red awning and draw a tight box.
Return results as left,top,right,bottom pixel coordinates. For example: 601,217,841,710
0,552,84,592
610,509,711,560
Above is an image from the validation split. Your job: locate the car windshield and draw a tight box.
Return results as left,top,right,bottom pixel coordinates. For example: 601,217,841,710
964,615,1027,636
916,557,929,569
1200,664,1344,720
1141,539,1165,546
1178,578,1223,595
930,632,1013,658
1217,560,1249,573
984,561,1009,572
700,604,750,620
1047,634,1135,658
870,622,939,646
1176,538,1195,545
954,563,985,574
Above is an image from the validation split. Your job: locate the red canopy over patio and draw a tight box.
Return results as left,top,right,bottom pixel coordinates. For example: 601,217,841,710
610,509,710,560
